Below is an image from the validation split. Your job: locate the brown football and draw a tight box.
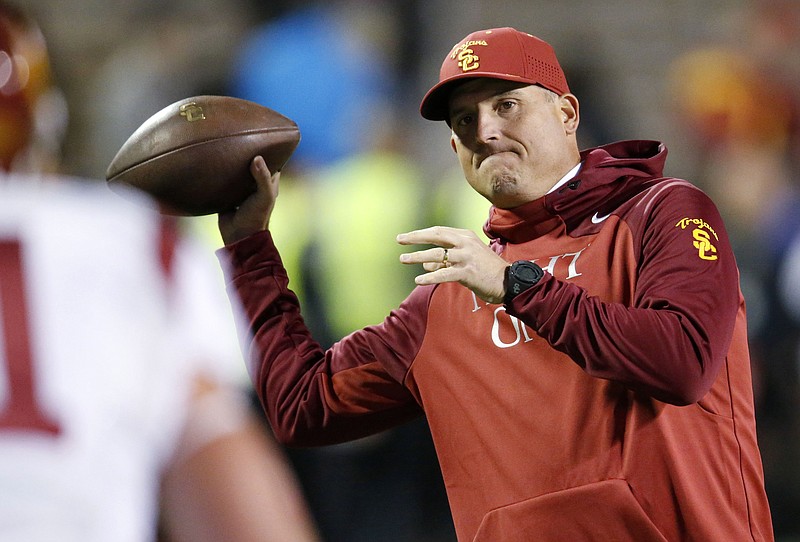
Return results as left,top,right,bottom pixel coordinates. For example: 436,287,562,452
105,95,301,216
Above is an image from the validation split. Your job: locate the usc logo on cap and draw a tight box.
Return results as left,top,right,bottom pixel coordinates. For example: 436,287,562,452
456,48,479,71
450,40,487,72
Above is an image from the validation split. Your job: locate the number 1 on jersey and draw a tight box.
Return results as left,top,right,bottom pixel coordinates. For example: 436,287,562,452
0,240,60,435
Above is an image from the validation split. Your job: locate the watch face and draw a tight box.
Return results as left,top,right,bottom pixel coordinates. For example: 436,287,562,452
517,265,540,282
505,261,544,305
513,261,543,284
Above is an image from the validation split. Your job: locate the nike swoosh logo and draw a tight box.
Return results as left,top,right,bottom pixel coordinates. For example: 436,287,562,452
591,211,611,224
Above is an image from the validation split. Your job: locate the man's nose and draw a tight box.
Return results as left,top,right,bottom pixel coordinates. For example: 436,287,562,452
475,112,502,144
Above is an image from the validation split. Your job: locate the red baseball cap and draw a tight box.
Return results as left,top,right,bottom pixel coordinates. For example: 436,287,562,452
419,27,570,121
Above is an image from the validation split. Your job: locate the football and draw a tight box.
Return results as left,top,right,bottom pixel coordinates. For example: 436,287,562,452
105,95,301,216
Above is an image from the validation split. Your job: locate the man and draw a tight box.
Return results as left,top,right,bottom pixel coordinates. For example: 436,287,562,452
217,27,773,541
0,4,320,540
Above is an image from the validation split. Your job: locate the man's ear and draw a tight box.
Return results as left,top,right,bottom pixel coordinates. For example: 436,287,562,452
560,94,580,134
450,132,458,153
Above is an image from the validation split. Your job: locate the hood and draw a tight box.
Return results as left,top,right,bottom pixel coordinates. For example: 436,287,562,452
485,140,668,244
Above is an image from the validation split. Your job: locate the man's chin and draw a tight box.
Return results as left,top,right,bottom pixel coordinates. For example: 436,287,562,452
490,171,519,193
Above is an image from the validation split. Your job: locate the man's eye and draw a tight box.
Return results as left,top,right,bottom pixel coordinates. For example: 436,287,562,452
499,100,516,111
455,114,473,127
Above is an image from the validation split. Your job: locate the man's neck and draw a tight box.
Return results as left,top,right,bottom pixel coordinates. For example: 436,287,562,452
546,162,582,195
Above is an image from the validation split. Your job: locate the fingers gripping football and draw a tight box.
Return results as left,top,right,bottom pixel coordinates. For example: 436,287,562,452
218,156,279,246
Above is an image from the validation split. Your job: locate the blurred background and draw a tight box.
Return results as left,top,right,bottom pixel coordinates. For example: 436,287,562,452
14,0,800,540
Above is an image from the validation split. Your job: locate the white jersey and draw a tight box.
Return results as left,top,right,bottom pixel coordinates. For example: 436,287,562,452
0,175,244,542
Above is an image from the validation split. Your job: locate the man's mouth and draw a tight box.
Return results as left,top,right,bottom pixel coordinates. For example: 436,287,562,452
478,150,514,168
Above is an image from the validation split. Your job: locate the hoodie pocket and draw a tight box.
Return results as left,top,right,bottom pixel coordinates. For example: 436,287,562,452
472,479,668,542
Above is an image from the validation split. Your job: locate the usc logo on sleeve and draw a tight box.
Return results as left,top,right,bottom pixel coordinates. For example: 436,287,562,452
676,217,718,261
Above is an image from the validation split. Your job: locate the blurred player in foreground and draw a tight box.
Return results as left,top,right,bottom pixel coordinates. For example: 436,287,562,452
0,4,320,541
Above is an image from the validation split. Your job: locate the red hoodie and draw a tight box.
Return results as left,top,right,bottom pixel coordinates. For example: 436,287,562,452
219,140,773,541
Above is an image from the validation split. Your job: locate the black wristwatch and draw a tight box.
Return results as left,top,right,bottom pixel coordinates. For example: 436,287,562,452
503,260,544,305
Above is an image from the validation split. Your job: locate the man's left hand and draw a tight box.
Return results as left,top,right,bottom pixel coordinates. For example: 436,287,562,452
397,226,509,304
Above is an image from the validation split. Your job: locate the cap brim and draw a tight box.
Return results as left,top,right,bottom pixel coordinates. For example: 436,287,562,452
419,72,540,121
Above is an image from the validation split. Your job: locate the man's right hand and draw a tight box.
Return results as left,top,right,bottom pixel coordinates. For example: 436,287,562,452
218,155,279,246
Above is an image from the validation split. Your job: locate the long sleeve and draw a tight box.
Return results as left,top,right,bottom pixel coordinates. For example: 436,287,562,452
508,183,740,405
217,231,424,446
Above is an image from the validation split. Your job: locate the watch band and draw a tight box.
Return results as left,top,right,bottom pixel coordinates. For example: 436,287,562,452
503,260,544,305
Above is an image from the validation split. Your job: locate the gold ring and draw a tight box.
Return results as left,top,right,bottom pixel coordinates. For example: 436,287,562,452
442,248,449,264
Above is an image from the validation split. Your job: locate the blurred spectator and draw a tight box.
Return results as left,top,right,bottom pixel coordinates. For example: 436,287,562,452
0,0,65,173
0,4,321,541
667,0,800,535
227,3,456,541
77,0,252,179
